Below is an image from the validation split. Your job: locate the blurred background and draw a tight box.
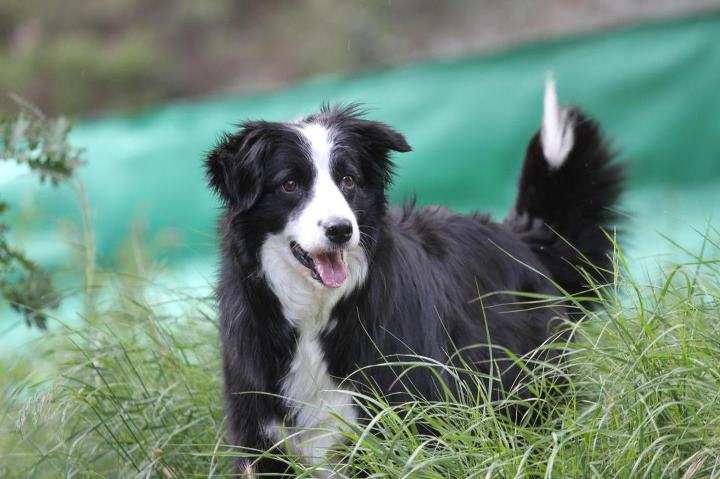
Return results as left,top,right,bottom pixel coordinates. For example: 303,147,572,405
2,1,720,344
1,0,718,116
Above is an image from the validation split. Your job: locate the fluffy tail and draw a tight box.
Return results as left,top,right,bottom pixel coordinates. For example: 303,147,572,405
507,77,625,299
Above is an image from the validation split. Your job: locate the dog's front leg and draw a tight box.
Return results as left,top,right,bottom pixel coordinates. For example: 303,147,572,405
224,374,290,477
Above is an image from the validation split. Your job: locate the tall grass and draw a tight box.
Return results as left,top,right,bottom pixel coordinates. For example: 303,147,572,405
2,230,720,478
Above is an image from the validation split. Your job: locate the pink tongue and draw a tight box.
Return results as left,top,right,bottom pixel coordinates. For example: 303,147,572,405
311,251,347,288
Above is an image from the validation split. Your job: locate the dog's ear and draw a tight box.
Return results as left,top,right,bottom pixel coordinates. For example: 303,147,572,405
205,121,272,211
347,119,411,184
353,119,411,154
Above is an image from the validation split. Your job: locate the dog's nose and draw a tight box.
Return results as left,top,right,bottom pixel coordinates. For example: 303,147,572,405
324,219,353,245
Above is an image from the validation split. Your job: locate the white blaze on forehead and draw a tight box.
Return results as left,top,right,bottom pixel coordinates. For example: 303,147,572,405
541,75,575,169
298,122,334,172
288,122,360,254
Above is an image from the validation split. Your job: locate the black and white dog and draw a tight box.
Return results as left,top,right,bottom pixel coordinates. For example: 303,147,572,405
206,79,623,476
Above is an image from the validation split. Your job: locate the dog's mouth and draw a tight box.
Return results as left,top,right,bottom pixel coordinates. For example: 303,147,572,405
290,241,347,288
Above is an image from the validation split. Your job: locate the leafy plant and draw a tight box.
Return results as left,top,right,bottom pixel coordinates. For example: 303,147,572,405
0,96,84,328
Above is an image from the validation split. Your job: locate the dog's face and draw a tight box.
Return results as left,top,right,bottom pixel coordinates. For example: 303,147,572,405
206,105,410,291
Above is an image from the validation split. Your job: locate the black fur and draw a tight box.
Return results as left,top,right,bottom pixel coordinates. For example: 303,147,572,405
206,103,624,475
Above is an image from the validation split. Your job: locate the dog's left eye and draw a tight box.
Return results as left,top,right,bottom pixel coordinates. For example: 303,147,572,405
281,179,298,193
340,176,355,189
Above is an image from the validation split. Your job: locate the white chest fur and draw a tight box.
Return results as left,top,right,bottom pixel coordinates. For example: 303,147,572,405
275,332,357,468
260,234,367,467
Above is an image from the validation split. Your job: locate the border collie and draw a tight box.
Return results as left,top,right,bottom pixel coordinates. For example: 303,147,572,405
206,79,624,476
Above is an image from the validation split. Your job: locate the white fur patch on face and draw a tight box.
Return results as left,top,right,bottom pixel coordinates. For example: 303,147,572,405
285,123,360,255
541,75,575,169
257,121,368,317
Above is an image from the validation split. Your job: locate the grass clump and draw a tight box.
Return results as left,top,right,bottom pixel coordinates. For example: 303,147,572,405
2,232,720,478
1,279,228,477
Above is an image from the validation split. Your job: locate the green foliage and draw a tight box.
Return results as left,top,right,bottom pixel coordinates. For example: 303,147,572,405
0,99,83,328
1,232,720,478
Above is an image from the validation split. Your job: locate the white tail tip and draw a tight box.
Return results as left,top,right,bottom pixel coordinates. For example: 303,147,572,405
541,74,574,168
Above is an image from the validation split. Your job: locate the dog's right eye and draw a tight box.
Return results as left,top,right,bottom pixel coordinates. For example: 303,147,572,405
281,179,298,193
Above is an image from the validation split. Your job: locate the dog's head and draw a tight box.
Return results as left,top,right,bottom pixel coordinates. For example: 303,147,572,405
206,104,410,290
